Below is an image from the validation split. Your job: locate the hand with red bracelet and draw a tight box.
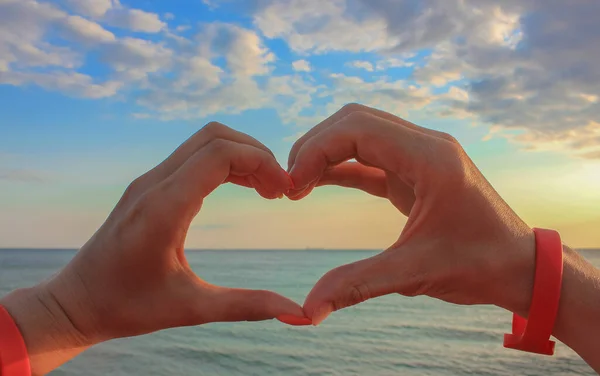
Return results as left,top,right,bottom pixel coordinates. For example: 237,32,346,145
287,103,600,372
0,123,308,375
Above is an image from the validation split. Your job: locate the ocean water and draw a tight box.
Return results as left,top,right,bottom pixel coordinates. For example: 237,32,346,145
0,249,598,376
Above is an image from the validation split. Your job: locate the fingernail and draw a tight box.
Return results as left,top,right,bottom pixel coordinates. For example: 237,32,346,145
289,183,310,196
284,172,295,190
277,192,284,199
277,315,313,326
311,304,333,326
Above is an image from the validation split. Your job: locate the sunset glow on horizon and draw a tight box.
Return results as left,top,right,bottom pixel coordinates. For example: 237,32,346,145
1,0,599,249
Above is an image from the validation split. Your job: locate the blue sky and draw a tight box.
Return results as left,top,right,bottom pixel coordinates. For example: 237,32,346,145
1,0,599,248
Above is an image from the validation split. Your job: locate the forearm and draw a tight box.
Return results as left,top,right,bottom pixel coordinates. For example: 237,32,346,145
552,246,600,373
501,244,600,372
1,284,91,376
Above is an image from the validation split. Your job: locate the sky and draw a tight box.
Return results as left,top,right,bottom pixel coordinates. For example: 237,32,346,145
0,0,599,249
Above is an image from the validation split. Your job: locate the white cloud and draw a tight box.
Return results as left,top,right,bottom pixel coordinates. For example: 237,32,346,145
347,60,374,72
2,0,600,158
375,57,415,71
325,73,431,115
292,59,311,72
0,0,82,85
65,0,114,18
246,0,600,156
62,15,116,44
1,70,121,98
64,0,165,33
105,8,166,33
202,23,275,77
254,0,394,53
101,37,172,80
176,25,191,32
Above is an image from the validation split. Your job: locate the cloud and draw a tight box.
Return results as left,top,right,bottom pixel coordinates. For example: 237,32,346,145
375,57,415,71
1,71,122,98
254,0,393,54
2,0,600,158
0,169,49,183
65,0,114,18
203,23,275,77
347,61,374,72
133,23,297,120
292,59,311,72
283,131,307,143
104,8,166,33
100,37,173,80
64,0,166,33
246,0,600,156
582,150,600,160
0,0,77,70
62,15,116,45
0,0,161,97
347,58,414,72
324,73,432,116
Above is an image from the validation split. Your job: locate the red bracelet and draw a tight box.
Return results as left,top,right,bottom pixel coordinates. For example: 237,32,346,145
0,304,31,376
503,228,563,355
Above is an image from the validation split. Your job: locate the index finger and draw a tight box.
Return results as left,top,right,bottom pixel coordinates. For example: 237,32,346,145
150,139,291,224
149,122,275,185
288,111,429,191
288,103,452,170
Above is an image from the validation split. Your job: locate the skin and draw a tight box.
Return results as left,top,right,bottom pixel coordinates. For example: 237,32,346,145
2,104,600,374
286,103,600,373
1,123,310,375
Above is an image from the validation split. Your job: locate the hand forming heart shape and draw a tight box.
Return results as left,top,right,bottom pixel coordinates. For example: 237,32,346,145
34,103,535,355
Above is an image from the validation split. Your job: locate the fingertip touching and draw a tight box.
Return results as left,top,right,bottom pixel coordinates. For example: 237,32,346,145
276,315,312,326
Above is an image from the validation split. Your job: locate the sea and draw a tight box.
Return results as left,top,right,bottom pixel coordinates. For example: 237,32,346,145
1,249,598,376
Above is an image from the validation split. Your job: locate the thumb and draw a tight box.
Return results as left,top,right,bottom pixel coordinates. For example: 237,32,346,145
316,162,388,198
204,287,311,325
303,251,403,326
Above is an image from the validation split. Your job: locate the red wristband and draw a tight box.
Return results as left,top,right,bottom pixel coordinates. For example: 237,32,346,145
0,304,31,376
503,228,563,355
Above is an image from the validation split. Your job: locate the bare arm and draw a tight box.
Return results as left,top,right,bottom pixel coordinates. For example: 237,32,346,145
0,123,307,375
552,246,600,372
286,103,600,373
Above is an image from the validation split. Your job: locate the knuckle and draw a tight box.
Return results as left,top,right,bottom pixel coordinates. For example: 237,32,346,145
441,132,460,144
202,121,227,137
337,109,373,130
122,177,145,201
114,176,148,213
333,284,371,311
341,102,365,114
204,138,233,156
439,138,464,158
345,109,371,121
325,263,372,311
122,189,169,232
429,139,469,178
435,131,460,145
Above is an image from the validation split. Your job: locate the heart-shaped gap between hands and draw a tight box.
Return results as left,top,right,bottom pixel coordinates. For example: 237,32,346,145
46,103,535,346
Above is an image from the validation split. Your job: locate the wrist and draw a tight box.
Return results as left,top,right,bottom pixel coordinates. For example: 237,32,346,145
490,228,536,318
1,284,91,375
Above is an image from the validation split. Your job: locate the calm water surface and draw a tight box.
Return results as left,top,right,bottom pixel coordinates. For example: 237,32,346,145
1,249,598,375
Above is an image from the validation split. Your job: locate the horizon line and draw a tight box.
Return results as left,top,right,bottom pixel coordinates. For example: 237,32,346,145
0,247,384,251
1,247,600,251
